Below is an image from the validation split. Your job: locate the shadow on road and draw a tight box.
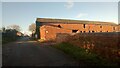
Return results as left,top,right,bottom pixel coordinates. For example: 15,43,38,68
2,37,79,66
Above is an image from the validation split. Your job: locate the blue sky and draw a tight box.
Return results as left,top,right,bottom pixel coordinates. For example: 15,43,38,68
0,2,2,28
2,2,118,34
1,0,119,2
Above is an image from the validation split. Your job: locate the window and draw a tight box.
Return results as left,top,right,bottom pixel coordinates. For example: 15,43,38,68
83,31,86,33
100,31,102,32
100,26,102,28
89,31,90,33
113,27,115,30
46,31,48,33
58,25,61,28
72,30,78,33
83,24,86,28
107,31,108,32
92,31,94,33
80,31,82,33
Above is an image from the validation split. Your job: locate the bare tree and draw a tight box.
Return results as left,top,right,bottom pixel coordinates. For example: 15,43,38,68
29,23,36,38
0,28,2,32
7,24,21,31
29,23,36,32
2,27,6,32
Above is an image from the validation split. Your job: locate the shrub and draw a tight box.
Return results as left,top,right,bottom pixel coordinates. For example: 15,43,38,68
53,42,118,66
55,32,120,66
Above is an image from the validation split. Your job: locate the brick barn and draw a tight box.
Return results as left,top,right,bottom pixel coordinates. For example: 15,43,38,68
36,18,119,41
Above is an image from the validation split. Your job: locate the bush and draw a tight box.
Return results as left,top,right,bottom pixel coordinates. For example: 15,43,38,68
2,29,18,44
61,33,120,65
53,42,118,66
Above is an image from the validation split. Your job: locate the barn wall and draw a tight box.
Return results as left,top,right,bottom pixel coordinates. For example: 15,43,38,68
39,23,118,40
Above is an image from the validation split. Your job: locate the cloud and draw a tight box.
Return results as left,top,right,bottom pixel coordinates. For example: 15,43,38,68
64,0,74,9
76,13,88,18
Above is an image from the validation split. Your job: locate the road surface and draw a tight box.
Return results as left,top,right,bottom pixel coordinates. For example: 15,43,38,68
2,37,78,66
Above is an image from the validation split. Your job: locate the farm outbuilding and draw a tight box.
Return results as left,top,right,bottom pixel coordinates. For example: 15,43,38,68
36,18,119,41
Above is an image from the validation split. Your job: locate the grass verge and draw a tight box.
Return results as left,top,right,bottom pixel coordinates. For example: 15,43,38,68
52,42,119,67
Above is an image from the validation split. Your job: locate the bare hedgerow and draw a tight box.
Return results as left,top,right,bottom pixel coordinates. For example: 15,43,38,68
62,33,120,63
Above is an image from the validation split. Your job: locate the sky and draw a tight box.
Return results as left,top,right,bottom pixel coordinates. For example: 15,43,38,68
1,1,119,34
1,0,119,2
0,2,2,28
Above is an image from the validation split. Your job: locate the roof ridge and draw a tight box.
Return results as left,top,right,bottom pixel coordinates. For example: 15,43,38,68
36,18,117,25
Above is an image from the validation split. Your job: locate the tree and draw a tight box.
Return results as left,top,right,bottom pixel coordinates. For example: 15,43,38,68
2,26,19,44
29,23,36,32
0,28,2,32
7,24,21,31
2,27,6,32
29,23,36,38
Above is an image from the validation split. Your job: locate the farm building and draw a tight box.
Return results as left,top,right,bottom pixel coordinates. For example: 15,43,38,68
36,18,119,41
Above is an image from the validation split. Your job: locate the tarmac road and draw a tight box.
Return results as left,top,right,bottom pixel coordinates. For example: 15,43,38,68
2,37,78,66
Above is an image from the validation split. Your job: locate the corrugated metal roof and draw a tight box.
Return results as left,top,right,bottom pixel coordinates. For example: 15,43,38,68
36,18,117,25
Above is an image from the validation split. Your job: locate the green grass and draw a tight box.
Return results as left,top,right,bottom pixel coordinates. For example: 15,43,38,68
52,42,119,66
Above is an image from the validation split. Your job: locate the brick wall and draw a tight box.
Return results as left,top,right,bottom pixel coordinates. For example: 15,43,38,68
40,25,46,40
39,23,118,40
56,33,71,43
